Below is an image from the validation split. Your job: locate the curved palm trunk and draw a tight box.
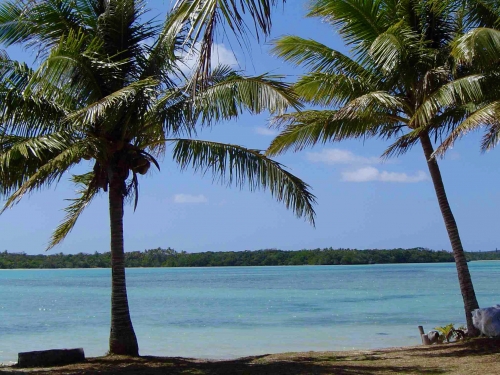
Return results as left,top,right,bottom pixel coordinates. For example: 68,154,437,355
108,166,139,356
419,131,479,335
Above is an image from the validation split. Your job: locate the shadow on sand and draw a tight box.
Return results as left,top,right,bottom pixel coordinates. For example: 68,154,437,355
3,338,500,375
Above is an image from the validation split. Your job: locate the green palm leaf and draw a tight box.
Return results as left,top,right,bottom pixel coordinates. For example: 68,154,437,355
171,138,316,224
271,36,372,78
0,0,88,51
2,140,86,211
268,110,341,155
193,68,302,125
309,0,387,52
434,101,500,155
294,72,374,106
452,27,500,66
48,172,98,249
64,78,158,128
411,74,485,128
369,23,420,73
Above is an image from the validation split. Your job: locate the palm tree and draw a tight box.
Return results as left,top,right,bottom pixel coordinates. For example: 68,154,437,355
0,0,316,356
267,0,482,334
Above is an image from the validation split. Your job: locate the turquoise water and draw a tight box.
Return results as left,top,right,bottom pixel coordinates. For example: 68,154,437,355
1,262,499,363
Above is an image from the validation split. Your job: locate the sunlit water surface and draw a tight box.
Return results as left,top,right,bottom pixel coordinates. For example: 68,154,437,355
1,262,499,363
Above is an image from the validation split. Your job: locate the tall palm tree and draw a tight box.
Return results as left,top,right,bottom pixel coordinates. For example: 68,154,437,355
0,0,316,356
267,0,482,334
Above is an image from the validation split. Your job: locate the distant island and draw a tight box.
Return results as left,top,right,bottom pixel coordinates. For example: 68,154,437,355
1,247,499,269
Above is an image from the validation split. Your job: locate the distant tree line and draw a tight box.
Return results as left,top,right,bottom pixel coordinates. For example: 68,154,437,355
1,247,499,269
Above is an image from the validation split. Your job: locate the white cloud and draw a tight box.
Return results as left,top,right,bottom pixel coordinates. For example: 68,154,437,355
179,43,237,74
174,194,208,204
211,44,238,67
341,167,428,183
306,149,381,165
307,148,426,184
255,127,278,136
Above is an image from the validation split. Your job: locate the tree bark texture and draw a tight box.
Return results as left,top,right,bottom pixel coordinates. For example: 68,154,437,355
419,131,479,335
108,164,139,356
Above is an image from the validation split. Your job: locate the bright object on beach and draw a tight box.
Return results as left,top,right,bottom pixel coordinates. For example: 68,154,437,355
472,305,500,337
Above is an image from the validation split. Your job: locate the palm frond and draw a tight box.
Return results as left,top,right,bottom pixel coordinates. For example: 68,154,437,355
382,128,423,158
48,172,98,249
140,10,186,83
412,74,485,128
309,0,388,53
97,0,157,69
294,72,374,107
268,111,340,155
144,87,195,144
268,109,401,155
271,35,372,78
0,50,33,89
369,22,420,74
481,122,500,151
0,88,68,137
0,0,87,52
452,27,500,67
2,141,85,211
64,78,158,128
26,30,104,107
193,69,302,125
170,138,316,224
434,101,500,156
0,131,70,195
465,0,500,29
0,132,72,167
335,90,408,120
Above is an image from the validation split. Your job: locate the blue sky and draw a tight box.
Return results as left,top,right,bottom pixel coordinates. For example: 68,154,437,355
1,1,498,255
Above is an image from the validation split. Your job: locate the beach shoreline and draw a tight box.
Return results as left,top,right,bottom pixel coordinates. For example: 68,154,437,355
1,338,499,374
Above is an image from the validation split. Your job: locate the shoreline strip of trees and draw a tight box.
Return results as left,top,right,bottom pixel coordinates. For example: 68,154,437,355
1,247,499,269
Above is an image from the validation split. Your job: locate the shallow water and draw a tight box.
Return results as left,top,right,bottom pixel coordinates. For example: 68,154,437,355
0,262,499,363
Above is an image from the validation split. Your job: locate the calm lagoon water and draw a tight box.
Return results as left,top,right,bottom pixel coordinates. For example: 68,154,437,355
1,262,499,363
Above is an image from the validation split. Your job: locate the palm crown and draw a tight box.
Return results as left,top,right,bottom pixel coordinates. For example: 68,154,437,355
0,0,315,355
434,3,500,154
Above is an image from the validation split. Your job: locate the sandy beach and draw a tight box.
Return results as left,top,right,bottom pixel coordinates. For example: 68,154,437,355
1,338,499,374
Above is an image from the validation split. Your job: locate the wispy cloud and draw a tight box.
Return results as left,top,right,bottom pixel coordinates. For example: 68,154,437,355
447,151,460,161
341,167,428,183
307,149,381,165
255,127,278,136
211,44,238,67
179,43,237,74
174,194,208,204
307,148,426,183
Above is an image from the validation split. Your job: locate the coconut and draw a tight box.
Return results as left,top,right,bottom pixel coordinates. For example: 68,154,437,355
131,156,148,168
136,160,151,175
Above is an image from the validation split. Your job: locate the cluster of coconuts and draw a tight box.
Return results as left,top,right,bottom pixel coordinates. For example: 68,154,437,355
130,154,150,175
82,140,151,176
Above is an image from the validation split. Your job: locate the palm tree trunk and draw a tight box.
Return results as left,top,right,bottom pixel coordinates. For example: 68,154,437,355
419,131,479,336
108,165,139,356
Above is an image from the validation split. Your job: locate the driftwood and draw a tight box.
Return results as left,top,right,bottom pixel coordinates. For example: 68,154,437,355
17,348,85,368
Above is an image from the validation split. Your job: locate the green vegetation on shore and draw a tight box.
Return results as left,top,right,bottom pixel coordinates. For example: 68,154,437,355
1,247,499,269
